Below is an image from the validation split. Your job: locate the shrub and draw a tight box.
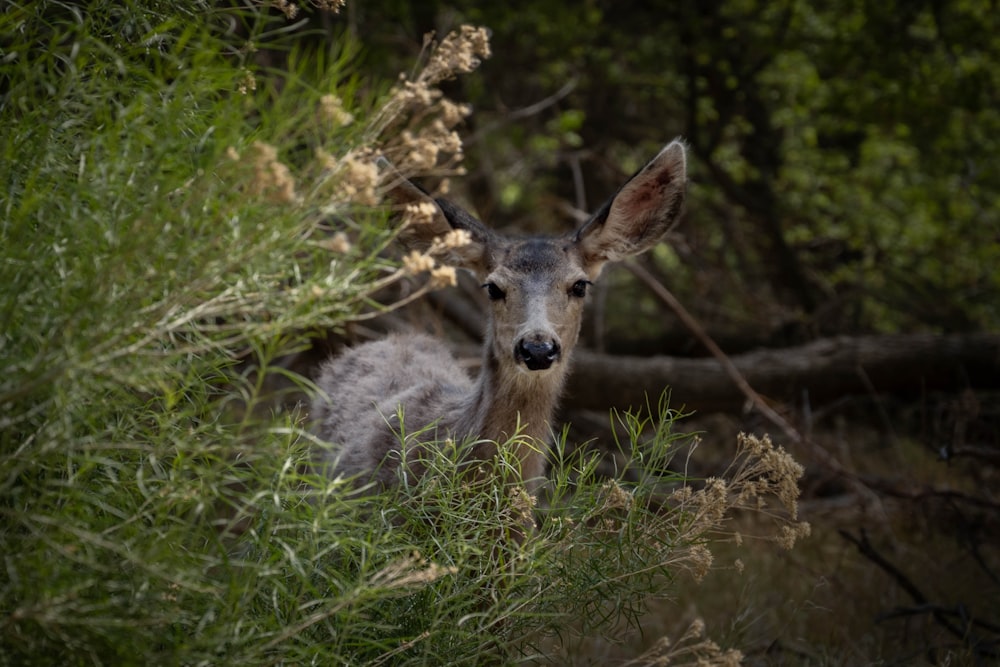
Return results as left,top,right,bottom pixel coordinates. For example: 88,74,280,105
0,3,807,664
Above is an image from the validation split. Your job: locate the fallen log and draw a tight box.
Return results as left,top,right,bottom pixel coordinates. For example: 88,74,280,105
563,333,1000,413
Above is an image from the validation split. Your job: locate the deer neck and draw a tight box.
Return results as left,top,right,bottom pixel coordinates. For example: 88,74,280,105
454,341,569,482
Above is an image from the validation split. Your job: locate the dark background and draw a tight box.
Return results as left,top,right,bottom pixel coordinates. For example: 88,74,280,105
301,2,1000,662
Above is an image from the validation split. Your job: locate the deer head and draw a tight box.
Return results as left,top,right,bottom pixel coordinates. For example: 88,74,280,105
381,140,687,391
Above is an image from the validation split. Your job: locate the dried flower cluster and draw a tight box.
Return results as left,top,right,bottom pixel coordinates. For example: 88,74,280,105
397,226,472,288
237,68,257,95
364,26,488,292
683,543,715,582
323,149,380,207
403,201,439,226
426,229,473,256
545,432,808,605
583,480,637,533
223,21,489,214
372,26,489,177
318,231,351,254
623,618,743,667
217,23,491,320
397,124,464,172
508,486,538,527
669,432,811,555
401,250,436,276
427,265,457,289
319,93,354,127
400,253,458,289
422,26,492,83
227,142,298,204
271,0,345,20
369,551,457,590
295,26,487,293
598,480,635,513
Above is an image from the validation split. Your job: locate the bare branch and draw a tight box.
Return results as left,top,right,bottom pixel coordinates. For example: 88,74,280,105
840,529,999,659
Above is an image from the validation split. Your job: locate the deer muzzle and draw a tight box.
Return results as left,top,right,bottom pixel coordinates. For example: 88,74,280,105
515,338,561,371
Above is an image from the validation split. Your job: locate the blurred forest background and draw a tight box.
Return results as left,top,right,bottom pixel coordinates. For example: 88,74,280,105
307,1,1000,662
2,0,999,664
350,0,1000,341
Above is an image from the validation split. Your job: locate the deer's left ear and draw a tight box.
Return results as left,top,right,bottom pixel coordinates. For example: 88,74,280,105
378,157,492,272
574,139,687,272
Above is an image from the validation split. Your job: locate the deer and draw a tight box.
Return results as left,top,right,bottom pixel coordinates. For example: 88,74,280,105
311,139,687,495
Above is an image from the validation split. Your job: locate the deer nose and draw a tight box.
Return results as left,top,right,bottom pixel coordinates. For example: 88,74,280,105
515,338,561,371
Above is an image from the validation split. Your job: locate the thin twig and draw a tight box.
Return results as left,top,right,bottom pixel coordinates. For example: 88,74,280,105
623,261,880,497
368,630,432,666
625,262,800,437
839,529,998,659
626,263,816,437
468,78,578,145
877,604,1000,636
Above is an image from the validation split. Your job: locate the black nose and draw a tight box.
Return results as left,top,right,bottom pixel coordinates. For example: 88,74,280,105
515,339,561,371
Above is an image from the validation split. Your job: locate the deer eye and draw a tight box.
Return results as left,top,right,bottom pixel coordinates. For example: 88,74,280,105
569,279,591,298
483,282,506,301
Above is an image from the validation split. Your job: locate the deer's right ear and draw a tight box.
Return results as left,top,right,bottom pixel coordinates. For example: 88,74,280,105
378,157,491,272
573,140,687,275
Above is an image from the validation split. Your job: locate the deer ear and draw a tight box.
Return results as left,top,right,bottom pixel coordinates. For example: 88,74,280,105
378,157,491,272
573,139,687,272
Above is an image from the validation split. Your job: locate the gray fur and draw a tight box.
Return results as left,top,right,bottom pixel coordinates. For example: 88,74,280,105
311,140,688,491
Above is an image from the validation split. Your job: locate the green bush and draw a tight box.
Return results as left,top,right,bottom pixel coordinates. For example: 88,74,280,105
1,4,806,664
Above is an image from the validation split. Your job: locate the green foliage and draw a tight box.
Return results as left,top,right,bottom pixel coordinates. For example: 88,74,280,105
1,4,806,665
0,2,398,663
353,0,1000,338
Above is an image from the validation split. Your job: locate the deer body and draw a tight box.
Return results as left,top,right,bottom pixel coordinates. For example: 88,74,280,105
312,140,687,490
